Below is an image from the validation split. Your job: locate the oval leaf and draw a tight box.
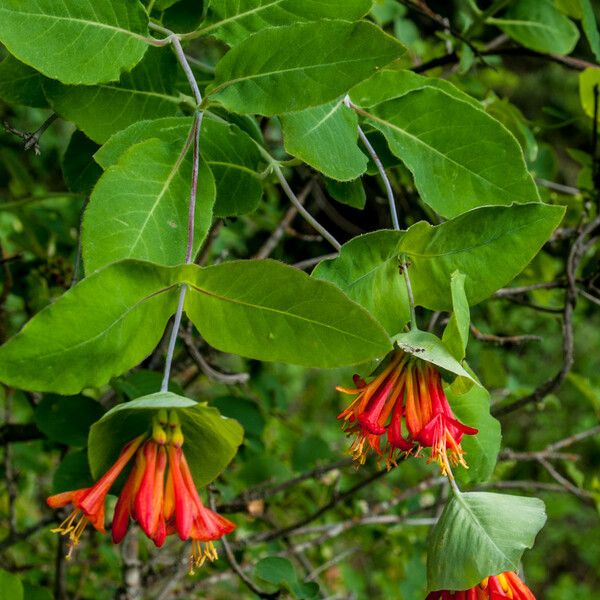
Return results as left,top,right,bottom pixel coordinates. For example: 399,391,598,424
312,230,410,334
0,0,149,85
363,88,539,218
83,138,216,273
207,20,405,116
88,392,244,488
281,100,367,181
427,492,546,591
181,259,392,368
0,261,180,394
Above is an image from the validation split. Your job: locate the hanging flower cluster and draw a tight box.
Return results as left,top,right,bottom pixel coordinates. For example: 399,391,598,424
425,571,536,599
47,410,234,573
337,350,477,472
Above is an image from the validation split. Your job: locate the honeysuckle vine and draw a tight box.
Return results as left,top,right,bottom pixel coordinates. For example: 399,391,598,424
1,1,599,598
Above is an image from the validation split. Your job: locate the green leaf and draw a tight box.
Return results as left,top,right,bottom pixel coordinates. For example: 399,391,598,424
112,369,185,399
0,568,23,600
446,378,501,485
491,0,579,55
427,492,546,591
212,396,265,439
88,392,244,488
53,449,94,493
182,259,392,368
392,329,474,381
62,132,102,195
324,178,366,209
281,100,367,181
201,0,373,45
363,88,539,218
0,261,180,394
34,394,104,447
43,48,183,145
207,20,405,116
579,68,600,120
254,557,320,599
21,584,52,600
0,54,48,108
442,271,470,361
83,138,216,273
94,115,265,217
312,230,410,335
578,0,600,61
349,68,481,108
0,0,149,85
398,203,566,310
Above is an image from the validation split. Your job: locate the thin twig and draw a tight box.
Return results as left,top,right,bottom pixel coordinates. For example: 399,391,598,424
470,324,541,346
273,165,341,251
254,181,313,259
181,329,250,385
208,489,280,599
292,254,339,271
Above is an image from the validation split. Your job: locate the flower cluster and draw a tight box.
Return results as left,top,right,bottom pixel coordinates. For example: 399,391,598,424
426,571,536,599
47,410,234,573
337,350,477,472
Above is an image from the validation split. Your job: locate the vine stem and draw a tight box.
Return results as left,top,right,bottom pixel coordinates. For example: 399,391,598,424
150,24,205,392
344,96,417,329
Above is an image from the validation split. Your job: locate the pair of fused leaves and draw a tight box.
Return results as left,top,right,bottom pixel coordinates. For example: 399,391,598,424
0,259,392,394
314,203,565,335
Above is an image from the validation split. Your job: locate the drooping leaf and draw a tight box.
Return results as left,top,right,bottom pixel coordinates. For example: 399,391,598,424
61,131,102,195
349,68,481,108
427,492,546,591
88,392,244,488
442,271,470,361
363,88,539,218
392,329,474,381
312,230,410,334
446,378,501,485
44,48,183,144
34,394,104,447
200,0,373,45
0,261,180,394
491,0,579,55
0,54,48,108
397,203,565,310
314,204,564,315
0,0,149,85
324,178,366,209
281,100,368,181
94,115,265,216
207,20,405,116
83,138,216,273
182,259,392,368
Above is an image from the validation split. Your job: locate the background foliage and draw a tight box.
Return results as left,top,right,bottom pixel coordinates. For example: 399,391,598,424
1,0,600,599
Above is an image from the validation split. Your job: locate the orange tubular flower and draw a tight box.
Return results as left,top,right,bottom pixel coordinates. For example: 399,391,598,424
337,350,477,470
47,434,145,558
425,572,536,600
47,410,235,572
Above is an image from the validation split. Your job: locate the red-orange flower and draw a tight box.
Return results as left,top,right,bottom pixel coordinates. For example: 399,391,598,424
425,571,536,599
47,410,235,571
47,434,145,558
337,350,477,471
